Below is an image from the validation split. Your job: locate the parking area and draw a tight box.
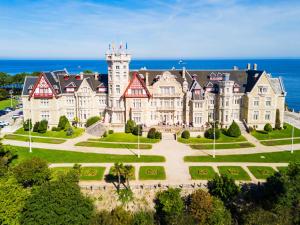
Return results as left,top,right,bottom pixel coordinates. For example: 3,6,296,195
0,108,23,135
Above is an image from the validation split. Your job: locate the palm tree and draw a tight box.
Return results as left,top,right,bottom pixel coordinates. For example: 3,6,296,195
111,162,124,190
123,165,134,188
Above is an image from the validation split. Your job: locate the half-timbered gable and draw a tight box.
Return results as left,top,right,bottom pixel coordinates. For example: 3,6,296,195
30,73,55,99
124,72,150,98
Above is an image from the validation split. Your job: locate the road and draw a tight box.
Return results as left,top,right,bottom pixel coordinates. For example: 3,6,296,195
0,108,23,137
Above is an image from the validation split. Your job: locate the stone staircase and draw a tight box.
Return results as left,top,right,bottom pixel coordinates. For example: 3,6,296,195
237,120,249,134
86,121,107,137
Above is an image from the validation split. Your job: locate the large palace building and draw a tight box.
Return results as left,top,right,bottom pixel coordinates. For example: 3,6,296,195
22,47,286,130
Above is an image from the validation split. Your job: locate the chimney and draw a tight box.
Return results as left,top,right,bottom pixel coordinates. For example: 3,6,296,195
80,72,84,80
253,63,257,70
182,67,186,79
94,72,99,80
145,72,149,86
247,63,251,70
63,74,69,80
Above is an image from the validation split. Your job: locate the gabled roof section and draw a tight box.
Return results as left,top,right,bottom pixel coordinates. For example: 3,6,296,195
124,72,151,98
65,82,77,88
22,76,38,95
29,73,57,99
189,79,202,92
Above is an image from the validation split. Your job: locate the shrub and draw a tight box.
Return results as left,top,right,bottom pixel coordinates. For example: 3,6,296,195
108,130,114,134
227,121,241,137
155,131,162,139
264,123,273,132
147,128,156,139
38,120,48,133
197,135,201,138
33,122,40,132
23,119,32,131
181,130,190,139
58,115,70,130
103,131,107,137
66,127,74,136
248,126,254,133
86,116,100,127
12,157,51,187
275,109,281,130
204,128,221,139
283,124,287,129
132,125,142,136
132,211,155,225
125,119,136,133
51,127,61,131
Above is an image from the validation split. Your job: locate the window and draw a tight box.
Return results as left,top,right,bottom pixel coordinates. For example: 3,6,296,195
210,97,215,105
109,85,112,94
116,85,120,94
234,97,240,105
82,87,87,93
133,99,141,109
116,100,121,108
123,65,127,69
67,109,74,120
226,98,229,106
99,96,106,105
194,113,202,124
258,86,268,94
40,99,49,107
66,97,74,105
160,86,175,95
253,97,259,106
265,111,271,120
116,65,120,69
253,111,259,120
132,113,141,123
266,97,271,106
132,89,143,95
40,111,50,121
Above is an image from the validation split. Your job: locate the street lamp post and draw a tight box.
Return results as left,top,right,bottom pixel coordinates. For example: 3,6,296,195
9,90,13,108
213,120,216,158
138,124,140,158
29,107,32,153
291,109,295,154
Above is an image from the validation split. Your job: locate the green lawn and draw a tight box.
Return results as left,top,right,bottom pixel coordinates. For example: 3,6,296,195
247,166,276,179
0,99,18,110
277,167,288,173
7,145,165,164
178,133,247,144
190,142,255,150
189,166,216,180
218,166,251,180
51,167,106,180
75,141,152,149
184,150,300,163
139,166,166,180
14,127,84,139
89,133,160,143
4,134,66,144
251,123,300,140
108,166,136,180
261,138,300,146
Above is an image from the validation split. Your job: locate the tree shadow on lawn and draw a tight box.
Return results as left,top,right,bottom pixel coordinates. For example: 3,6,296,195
104,174,128,189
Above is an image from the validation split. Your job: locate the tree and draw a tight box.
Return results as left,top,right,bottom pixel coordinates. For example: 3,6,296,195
86,116,100,127
23,119,32,131
132,211,155,225
0,178,30,225
132,125,142,136
188,189,213,224
242,207,281,225
20,170,94,225
12,157,51,187
123,164,134,188
0,72,10,85
208,197,232,225
155,188,184,225
275,109,281,130
38,120,48,133
125,119,136,133
155,131,162,139
93,207,132,225
227,121,241,137
264,123,273,132
204,128,221,139
58,115,70,130
83,70,93,74
110,162,124,191
0,144,17,176
181,130,190,139
0,88,8,100
66,127,74,136
208,174,240,206
147,128,156,139
33,121,39,132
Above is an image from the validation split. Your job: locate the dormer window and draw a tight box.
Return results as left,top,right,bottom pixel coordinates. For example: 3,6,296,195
65,82,76,93
28,85,33,94
258,86,268,94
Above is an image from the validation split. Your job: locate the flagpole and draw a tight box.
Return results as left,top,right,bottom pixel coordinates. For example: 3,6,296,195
213,119,216,158
29,107,32,153
138,124,140,158
291,109,294,154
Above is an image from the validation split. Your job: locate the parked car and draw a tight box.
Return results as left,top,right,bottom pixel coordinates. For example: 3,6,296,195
18,111,23,115
0,110,6,116
12,114,20,119
0,121,9,126
4,108,12,113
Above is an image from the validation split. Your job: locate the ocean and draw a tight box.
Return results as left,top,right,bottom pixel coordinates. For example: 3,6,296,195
0,59,299,111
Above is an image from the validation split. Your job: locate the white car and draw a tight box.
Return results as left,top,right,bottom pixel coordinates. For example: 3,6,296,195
12,114,20,119
0,121,9,126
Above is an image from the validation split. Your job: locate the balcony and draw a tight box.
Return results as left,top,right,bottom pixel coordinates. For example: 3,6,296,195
33,93,53,99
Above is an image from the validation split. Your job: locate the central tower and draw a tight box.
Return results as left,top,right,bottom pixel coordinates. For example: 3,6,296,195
105,43,131,124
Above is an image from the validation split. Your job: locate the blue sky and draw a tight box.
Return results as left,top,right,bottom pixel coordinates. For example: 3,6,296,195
0,0,299,59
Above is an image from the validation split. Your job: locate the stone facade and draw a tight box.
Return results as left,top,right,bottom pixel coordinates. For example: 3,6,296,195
22,50,286,130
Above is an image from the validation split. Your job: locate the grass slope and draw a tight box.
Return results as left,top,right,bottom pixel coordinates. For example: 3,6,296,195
184,150,300,163
0,99,18,110
89,133,160,143
261,138,300,146
75,141,152,149
251,123,300,140
4,134,66,144
218,166,251,180
7,145,165,163
178,133,247,144
139,166,166,180
14,127,84,139
190,142,255,150
189,166,216,180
